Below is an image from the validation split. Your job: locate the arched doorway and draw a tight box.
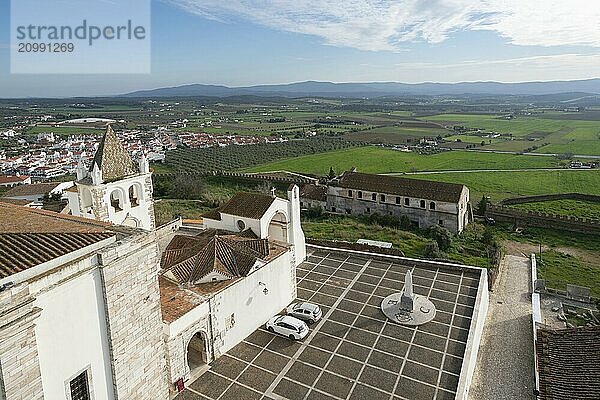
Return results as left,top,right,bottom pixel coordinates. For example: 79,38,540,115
186,332,208,380
268,212,288,242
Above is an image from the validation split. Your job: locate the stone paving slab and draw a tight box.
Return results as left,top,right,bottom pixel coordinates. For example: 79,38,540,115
176,249,483,400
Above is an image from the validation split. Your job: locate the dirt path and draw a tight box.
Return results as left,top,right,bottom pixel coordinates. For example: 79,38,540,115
469,255,535,400
502,240,600,264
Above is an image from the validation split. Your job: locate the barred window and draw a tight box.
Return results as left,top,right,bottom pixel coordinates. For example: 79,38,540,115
69,371,90,400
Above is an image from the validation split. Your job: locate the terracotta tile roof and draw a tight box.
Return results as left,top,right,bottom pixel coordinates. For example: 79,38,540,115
335,171,466,203
0,198,32,206
90,125,138,181
158,276,202,323
161,229,269,285
0,175,29,185
0,203,118,278
2,183,59,198
203,192,277,221
0,232,114,278
0,202,111,234
300,184,327,202
536,326,600,400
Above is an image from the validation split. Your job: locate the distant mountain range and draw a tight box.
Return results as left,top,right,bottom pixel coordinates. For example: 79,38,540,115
122,79,600,98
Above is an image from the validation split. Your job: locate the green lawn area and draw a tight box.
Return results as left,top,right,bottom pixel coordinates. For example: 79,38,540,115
302,216,495,268
243,146,564,175
412,170,600,202
537,250,600,298
509,199,600,220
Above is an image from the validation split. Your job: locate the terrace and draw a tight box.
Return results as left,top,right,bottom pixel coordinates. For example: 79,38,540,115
175,246,488,400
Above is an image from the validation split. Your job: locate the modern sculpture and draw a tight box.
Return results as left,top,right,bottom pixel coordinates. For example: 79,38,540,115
381,270,436,326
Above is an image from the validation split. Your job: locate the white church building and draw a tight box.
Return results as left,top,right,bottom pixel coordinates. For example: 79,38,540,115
0,126,307,399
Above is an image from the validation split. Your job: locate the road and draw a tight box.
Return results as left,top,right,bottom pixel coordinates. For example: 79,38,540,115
469,255,536,400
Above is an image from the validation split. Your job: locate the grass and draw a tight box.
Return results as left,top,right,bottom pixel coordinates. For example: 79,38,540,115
537,250,600,298
509,199,600,220
154,200,211,226
302,215,495,268
243,146,565,175
410,170,600,202
494,223,600,253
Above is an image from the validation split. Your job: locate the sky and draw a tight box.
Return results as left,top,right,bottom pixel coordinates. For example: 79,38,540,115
1,0,600,97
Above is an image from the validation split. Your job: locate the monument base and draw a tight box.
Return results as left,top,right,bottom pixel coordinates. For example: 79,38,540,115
381,293,437,326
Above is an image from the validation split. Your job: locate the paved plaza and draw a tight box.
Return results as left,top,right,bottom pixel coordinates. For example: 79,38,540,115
176,248,483,400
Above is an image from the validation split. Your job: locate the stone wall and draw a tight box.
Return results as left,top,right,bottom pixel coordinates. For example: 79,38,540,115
155,171,318,185
486,205,600,234
326,190,462,233
98,233,168,400
0,284,44,400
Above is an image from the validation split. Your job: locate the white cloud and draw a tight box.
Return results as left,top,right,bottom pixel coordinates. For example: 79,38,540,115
166,0,600,51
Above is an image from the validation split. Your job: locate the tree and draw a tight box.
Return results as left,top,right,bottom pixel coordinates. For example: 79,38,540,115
423,241,444,259
482,227,495,246
427,225,453,251
476,195,489,215
328,167,336,180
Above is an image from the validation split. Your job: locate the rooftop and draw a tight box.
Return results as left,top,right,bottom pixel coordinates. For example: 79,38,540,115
0,203,119,278
89,125,138,181
203,192,277,221
300,184,328,202
335,171,466,203
0,175,29,184
176,245,486,400
1,182,59,198
536,326,600,400
161,229,269,284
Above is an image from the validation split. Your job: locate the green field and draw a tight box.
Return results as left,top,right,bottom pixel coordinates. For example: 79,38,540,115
243,146,566,175
509,199,600,220
419,114,600,155
154,200,211,226
411,170,600,202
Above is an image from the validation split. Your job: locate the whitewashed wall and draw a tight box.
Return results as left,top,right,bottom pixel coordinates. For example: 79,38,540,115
33,266,114,400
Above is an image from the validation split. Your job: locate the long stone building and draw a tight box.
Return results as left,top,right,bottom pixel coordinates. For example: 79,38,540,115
325,171,472,233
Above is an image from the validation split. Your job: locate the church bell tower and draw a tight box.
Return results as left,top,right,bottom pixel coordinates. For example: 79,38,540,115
67,125,156,230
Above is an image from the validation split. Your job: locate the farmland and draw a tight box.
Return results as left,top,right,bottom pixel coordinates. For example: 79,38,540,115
419,113,600,155
243,146,567,175
407,170,600,202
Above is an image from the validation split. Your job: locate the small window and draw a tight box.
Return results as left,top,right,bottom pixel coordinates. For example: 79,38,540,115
396,197,401,204
357,191,363,199
420,200,426,208
380,194,386,202
430,202,436,210
348,190,353,197
366,207,371,213
404,198,410,206
439,220,444,226
331,207,336,213
69,370,91,400
345,208,351,214
212,277,218,281
300,201,304,207
237,220,246,231
371,193,377,201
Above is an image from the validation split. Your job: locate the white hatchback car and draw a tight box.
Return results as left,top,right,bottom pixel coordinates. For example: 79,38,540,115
286,302,323,324
265,315,309,340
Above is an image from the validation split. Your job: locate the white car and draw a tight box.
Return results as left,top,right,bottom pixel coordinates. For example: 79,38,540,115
286,302,322,324
265,315,309,340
